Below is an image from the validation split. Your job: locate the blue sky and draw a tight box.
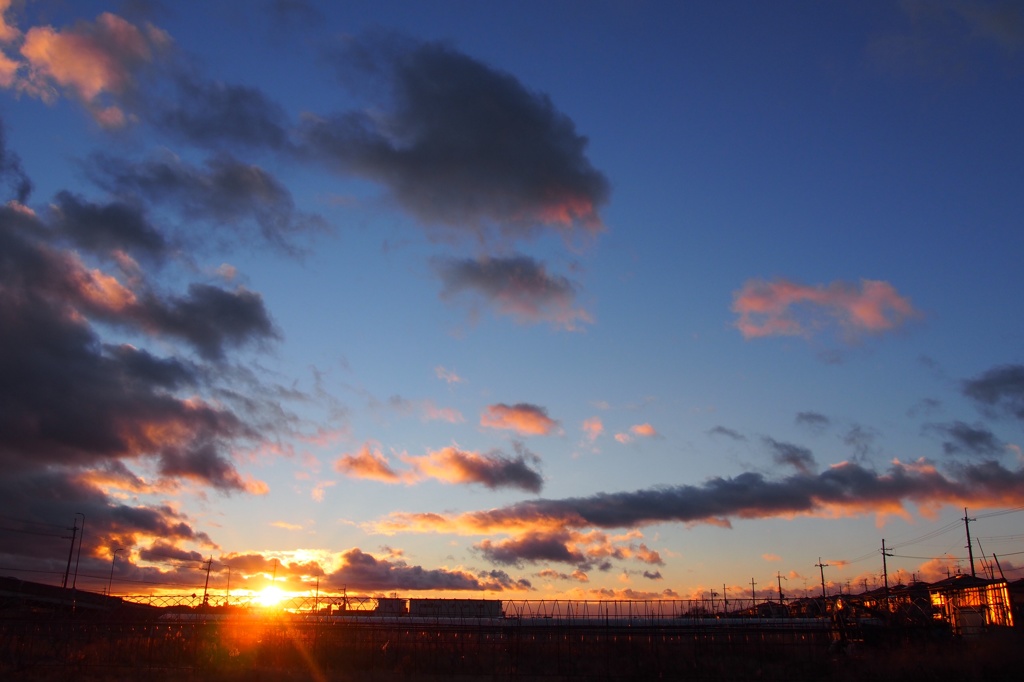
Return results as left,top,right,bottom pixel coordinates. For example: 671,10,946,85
1,0,1023,601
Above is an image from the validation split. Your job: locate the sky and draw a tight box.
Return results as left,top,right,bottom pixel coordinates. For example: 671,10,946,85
1,0,1023,603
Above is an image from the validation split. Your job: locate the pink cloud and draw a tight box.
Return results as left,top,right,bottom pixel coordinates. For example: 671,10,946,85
481,402,559,436
732,278,919,340
582,417,604,441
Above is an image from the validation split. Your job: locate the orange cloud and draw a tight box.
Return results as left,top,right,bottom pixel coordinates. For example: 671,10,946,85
18,13,167,126
732,278,919,340
334,443,403,483
481,402,559,435
404,446,543,492
631,423,658,438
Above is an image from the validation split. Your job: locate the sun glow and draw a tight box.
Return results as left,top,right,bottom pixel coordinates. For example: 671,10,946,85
256,585,285,607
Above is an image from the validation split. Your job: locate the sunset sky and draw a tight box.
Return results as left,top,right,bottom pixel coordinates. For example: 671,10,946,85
2,0,1024,603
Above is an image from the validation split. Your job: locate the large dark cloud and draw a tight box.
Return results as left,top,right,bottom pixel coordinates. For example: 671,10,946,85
89,152,326,252
387,459,1024,538
0,124,284,586
302,33,609,241
436,255,589,329
963,364,1024,420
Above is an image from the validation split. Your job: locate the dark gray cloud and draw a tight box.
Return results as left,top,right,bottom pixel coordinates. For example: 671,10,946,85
764,437,816,475
435,255,589,329
398,459,1024,536
842,424,878,460
0,121,32,203
477,531,585,568
154,74,293,151
963,364,1024,420
708,425,746,441
136,283,278,361
329,548,518,591
929,421,1004,457
643,570,663,580
302,33,609,241
795,411,831,432
452,445,544,493
49,191,170,261
89,152,326,252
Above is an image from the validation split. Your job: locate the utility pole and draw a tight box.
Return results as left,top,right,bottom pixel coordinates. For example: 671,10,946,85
202,557,212,606
881,539,892,609
750,578,757,605
107,547,123,596
777,571,786,604
722,584,728,612
72,513,85,590
963,508,976,578
815,558,829,599
62,517,80,589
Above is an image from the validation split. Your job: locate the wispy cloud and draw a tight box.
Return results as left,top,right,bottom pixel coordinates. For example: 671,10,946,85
732,278,918,341
436,255,591,330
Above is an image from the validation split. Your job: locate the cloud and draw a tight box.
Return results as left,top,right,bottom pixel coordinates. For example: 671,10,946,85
49,191,169,262
843,424,878,460
302,32,609,242
436,255,591,330
582,417,604,442
963,364,1024,420
336,442,543,492
329,548,519,591
732,278,918,341
478,531,586,568
764,438,817,475
405,444,543,493
0,207,275,493
376,459,1024,538
481,402,560,436
929,421,1004,457
795,411,831,432
89,152,326,253
630,423,658,438
435,365,464,384
615,423,659,444
708,425,746,441
334,443,403,483
18,12,168,127
153,72,293,151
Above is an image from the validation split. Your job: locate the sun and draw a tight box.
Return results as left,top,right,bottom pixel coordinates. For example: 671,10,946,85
256,585,285,608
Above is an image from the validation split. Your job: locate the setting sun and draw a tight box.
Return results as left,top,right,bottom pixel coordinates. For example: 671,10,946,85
256,585,285,608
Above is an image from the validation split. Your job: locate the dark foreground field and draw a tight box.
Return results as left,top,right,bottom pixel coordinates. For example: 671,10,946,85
1,616,1021,681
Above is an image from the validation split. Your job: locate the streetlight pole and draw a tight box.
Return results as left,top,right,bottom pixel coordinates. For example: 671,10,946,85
107,548,123,596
